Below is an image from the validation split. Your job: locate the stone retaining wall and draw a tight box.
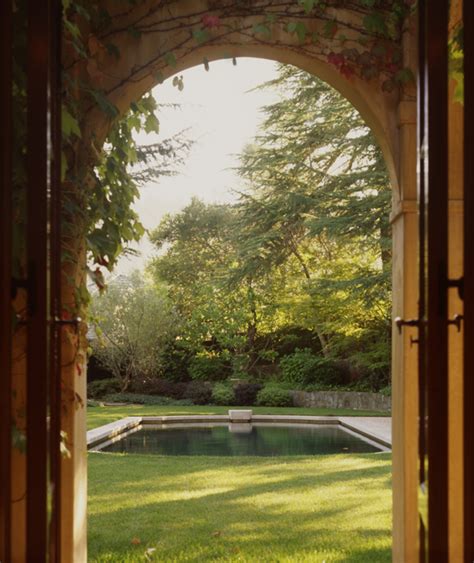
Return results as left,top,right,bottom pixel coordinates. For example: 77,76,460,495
290,390,391,412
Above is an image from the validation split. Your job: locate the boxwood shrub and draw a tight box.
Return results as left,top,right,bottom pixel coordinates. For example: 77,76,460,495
184,381,213,405
88,378,121,399
256,385,293,407
104,393,193,406
212,382,235,405
233,382,262,406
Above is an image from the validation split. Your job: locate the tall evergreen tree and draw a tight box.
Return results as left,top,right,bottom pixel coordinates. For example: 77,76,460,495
234,65,391,373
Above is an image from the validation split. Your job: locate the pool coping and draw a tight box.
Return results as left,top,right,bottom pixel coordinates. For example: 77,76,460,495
87,413,392,451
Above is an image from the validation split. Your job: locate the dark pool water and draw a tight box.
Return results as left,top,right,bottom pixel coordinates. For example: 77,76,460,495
101,424,381,456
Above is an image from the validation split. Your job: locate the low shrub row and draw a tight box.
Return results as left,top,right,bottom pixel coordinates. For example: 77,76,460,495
103,393,194,406
90,380,294,408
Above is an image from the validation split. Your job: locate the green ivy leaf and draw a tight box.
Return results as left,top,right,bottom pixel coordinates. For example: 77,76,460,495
64,19,81,39
395,68,415,85
298,0,317,14
153,70,164,84
128,27,142,39
61,151,67,181
61,106,81,138
172,75,184,90
193,29,210,44
164,52,177,67
106,43,120,59
287,21,307,42
323,20,338,38
252,23,271,37
90,90,119,118
144,113,160,134
363,13,387,36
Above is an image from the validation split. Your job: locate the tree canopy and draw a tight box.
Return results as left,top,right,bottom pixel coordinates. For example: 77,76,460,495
145,65,392,387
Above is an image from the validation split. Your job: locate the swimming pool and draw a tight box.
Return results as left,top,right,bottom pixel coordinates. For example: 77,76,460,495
97,422,384,456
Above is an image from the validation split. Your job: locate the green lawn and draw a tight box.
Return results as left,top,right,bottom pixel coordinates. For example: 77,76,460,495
88,405,392,561
87,404,389,431
88,452,392,562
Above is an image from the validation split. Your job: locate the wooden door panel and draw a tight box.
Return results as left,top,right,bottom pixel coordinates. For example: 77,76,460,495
464,1,474,560
417,1,450,560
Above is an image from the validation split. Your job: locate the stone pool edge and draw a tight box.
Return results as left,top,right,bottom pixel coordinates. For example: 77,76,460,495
87,414,392,451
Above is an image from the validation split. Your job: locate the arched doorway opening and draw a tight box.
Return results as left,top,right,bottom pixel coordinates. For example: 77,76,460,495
86,58,395,560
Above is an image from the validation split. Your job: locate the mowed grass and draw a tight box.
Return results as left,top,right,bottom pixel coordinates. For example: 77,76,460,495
87,404,389,431
88,452,392,562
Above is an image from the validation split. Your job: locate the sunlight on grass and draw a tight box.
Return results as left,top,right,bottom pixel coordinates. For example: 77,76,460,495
88,452,392,562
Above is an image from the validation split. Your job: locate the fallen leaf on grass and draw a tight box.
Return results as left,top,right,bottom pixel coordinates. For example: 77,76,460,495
145,547,157,560
131,537,141,545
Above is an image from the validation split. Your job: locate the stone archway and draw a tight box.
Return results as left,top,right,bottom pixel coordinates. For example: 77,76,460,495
58,2,419,560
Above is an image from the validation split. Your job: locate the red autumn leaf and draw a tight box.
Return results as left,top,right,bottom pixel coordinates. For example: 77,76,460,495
202,14,220,28
340,64,354,79
327,52,345,68
386,62,399,74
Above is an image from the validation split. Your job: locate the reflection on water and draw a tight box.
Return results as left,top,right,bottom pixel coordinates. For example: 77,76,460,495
102,424,381,456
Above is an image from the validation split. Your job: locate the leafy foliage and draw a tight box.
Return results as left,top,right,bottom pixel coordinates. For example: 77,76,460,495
211,383,236,406
90,272,179,391
103,393,193,406
233,65,391,370
256,385,293,407
234,383,263,406
145,66,392,389
279,349,347,387
86,97,194,274
188,353,229,382
183,381,213,405
131,378,187,399
87,378,121,399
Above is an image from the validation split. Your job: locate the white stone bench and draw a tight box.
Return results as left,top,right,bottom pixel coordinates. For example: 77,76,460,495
228,409,252,422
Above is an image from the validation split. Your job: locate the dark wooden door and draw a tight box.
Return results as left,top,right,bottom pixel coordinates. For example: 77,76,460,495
417,1,450,561
0,1,63,560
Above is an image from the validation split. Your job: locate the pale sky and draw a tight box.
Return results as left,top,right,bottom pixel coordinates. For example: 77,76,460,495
114,57,280,276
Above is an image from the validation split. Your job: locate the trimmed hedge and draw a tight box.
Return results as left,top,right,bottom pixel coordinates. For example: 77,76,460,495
234,382,262,406
184,381,213,405
256,385,293,407
212,383,235,405
131,378,187,399
88,378,121,399
103,393,193,406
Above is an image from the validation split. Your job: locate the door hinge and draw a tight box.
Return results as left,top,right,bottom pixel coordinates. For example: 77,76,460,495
394,317,422,335
447,276,464,300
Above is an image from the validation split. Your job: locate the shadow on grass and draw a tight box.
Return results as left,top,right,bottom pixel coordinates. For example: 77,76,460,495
88,453,392,562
